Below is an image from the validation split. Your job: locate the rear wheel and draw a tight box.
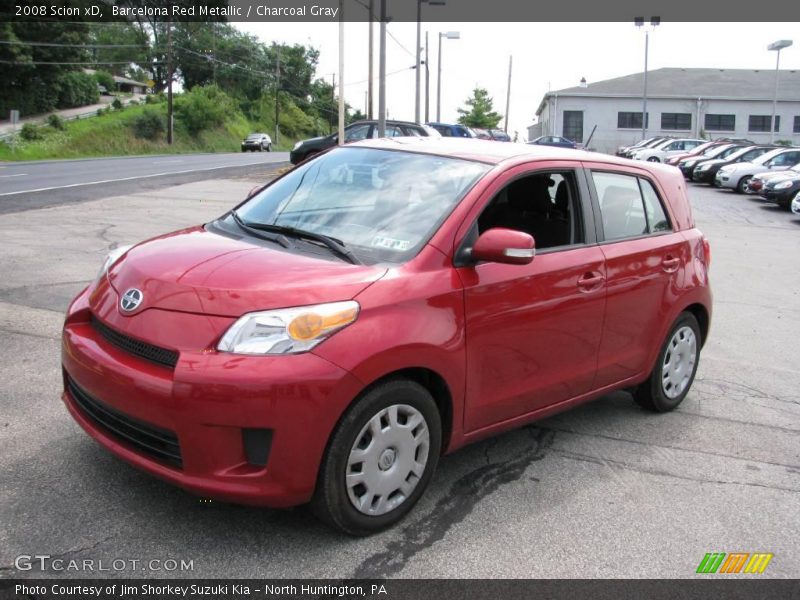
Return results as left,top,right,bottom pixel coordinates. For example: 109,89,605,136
647,157,660,162
635,312,701,412
311,379,441,536
737,176,752,194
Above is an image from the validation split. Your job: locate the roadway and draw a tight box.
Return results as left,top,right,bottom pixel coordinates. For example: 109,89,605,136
0,152,290,213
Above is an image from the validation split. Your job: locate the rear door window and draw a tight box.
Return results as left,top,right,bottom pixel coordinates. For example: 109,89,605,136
591,172,671,241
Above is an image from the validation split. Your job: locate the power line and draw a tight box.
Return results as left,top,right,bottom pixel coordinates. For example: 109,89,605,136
0,40,145,48
0,59,157,65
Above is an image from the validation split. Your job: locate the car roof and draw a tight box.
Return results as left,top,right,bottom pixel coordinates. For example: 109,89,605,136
350,119,422,127
348,137,671,170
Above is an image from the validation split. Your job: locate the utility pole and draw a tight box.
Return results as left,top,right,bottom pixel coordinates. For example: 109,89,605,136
166,20,173,144
338,0,345,144
331,73,336,134
367,0,374,120
275,46,281,145
424,31,430,123
504,55,512,132
415,0,422,123
377,0,386,137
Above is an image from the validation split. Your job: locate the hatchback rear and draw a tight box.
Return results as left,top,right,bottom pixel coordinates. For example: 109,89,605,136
62,138,711,535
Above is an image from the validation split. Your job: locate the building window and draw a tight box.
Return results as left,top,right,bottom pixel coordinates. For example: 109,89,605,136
661,113,691,130
794,116,800,133
704,114,735,132
748,115,780,133
563,111,583,143
617,112,648,129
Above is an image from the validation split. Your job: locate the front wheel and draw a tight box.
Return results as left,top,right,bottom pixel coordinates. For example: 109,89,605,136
635,312,701,412
311,379,442,536
266,143,272,152
737,176,752,194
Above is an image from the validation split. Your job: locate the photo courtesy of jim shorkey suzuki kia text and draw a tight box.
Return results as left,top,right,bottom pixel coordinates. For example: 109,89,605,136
14,584,386,597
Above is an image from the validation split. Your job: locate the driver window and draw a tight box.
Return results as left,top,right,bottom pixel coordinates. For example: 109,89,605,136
345,124,372,143
477,171,583,250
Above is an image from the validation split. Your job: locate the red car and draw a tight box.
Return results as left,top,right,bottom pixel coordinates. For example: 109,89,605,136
62,138,712,535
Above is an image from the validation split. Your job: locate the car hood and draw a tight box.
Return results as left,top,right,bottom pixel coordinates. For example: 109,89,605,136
299,136,328,147
103,226,388,318
755,170,800,182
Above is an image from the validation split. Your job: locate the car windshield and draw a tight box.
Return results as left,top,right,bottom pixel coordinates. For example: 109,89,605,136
247,134,263,140
235,147,489,264
723,146,759,161
753,148,788,165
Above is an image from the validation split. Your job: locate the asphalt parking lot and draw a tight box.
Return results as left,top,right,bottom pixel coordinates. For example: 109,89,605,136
0,170,798,579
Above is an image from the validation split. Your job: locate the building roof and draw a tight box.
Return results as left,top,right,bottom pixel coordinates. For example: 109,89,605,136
537,68,800,115
112,75,148,87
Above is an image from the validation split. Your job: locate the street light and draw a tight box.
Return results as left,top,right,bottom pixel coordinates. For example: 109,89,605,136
768,39,792,143
634,16,660,139
437,30,460,123
416,0,445,124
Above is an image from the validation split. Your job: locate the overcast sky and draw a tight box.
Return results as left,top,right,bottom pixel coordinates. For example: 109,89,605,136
238,22,798,139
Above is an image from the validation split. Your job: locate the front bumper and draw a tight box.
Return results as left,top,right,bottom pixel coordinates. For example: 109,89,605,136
764,188,798,205
61,287,363,507
715,171,736,189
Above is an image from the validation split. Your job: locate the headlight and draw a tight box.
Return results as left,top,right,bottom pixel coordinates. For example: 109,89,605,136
217,301,359,355
292,141,303,151
95,245,132,286
697,163,711,171
774,180,794,190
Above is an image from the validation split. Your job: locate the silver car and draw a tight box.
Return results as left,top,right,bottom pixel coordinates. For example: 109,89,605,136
715,147,800,193
241,133,273,152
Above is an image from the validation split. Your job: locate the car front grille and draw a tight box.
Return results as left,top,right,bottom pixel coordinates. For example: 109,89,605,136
66,375,182,468
91,315,179,369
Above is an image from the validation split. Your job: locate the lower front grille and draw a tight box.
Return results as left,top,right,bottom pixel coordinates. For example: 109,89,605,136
90,315,179,369
67,375,182,468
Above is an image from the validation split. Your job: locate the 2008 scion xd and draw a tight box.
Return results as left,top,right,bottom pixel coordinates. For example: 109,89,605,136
62,138,712,535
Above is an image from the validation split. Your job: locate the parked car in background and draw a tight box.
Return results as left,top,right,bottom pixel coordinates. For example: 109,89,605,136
750,163,800,197
617,137,662,157
677,143,748,179
791,192,800,215
472,128,511,142
715,148,800,193
632,138,706,162
528,136,579,149
426,122,476,138
62,138,711,535
290,120,435,164
241,133,272,152
621,137,672,158
665,138,752,166
690,145,777,184
761,171,800,210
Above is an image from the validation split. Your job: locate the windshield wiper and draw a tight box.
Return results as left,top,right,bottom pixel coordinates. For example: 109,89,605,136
231,212,362,265
229,211,292,248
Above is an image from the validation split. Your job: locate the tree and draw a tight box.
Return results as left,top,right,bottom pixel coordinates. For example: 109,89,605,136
456,87,503,128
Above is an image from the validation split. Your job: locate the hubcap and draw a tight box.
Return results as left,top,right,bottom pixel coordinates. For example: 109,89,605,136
346,404,429,516
661,326,697,399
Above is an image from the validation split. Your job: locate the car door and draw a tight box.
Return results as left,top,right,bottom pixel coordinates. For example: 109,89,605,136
456,162,607,432
585,166,686,387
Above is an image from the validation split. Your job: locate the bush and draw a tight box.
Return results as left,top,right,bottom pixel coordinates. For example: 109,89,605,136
174,85,237,136
93,70,116,94
56,71,99,109
111,97,123,110
775,139,793,147
131,109,165,140
47,114,65,130
20,123,43,141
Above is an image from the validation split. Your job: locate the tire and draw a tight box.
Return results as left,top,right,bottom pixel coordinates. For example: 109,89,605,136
311,379,442,536
737,176,752,194
634,312,701,412
647,157,660,162
266,144,272,152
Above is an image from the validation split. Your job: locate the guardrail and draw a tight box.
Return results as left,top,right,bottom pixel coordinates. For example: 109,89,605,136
0,107,108,141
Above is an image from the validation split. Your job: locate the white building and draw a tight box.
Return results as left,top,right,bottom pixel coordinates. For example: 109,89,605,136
529,68,800,153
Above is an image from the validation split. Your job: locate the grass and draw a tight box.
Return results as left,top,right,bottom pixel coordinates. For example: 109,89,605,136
0,103,301,162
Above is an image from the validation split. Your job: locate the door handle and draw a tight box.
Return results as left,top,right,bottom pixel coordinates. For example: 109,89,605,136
662,256,680,272
577,272,604,292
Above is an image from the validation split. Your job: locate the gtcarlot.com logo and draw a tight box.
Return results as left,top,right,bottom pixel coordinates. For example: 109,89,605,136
14,554,194,572
696,552,773,574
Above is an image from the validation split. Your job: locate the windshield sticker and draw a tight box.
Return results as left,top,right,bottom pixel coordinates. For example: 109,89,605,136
371,236,411,251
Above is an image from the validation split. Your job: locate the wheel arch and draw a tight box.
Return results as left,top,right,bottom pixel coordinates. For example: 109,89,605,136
683,302,710,348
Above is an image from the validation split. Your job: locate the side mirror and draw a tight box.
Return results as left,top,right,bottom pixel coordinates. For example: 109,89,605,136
471,228,536,265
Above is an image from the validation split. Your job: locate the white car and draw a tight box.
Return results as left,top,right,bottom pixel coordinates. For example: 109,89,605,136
632,138,706,162
791,191,800,215
715,148,800,193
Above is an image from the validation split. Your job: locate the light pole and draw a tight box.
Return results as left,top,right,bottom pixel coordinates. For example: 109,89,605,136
437,31,460,123
415,0,445,124
378,0,387,137
425,31,430,122
634,16,659,140
768,39,792,143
